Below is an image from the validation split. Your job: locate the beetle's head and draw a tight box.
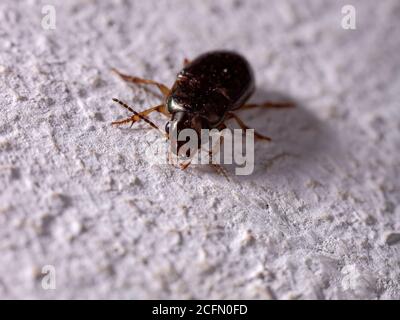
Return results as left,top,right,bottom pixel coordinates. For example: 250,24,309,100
165,111,210,157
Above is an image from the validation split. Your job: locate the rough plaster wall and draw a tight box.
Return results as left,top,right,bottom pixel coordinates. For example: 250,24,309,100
0,0,399,299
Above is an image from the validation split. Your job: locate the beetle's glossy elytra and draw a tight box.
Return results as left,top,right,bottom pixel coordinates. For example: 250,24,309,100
167,51,255,128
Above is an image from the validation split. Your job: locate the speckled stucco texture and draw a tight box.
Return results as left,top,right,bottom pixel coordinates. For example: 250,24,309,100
0,0,400,299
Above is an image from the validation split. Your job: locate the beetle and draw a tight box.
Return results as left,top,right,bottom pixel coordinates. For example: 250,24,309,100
111,51,293,169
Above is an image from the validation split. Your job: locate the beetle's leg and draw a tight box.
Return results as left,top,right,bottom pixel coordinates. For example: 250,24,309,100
183,58,191,66
208,126,226,163
208,139,230,181
177,132,229,180
112,102,169,126
179,134,223,170
111,98,167,137
226,112,271,141
180,160,192,170
111,68,170,97
240,101,294,110
179,146,229,180
179,151,197,170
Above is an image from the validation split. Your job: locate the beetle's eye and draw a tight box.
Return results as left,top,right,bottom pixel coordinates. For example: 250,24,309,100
165,121,170,134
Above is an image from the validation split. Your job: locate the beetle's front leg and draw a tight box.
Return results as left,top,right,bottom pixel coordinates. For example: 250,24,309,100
111,68,171,97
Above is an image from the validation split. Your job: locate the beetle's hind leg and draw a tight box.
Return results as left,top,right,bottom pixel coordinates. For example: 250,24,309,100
179,140,230,181
225,112,271,141
111,68,170,97
207,131,230,181
240,101,294,110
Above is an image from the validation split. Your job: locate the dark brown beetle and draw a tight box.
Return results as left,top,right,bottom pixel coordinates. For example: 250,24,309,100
111,51,293,168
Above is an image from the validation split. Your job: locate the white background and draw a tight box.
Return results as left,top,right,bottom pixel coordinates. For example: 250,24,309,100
0,0,399,299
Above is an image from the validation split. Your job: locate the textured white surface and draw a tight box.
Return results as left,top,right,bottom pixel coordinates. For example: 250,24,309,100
0,0,400,299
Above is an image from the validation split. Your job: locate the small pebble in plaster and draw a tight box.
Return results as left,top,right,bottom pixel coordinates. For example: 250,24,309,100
89,75,104,88
0,165,19,182
96,263,115,276
47,192,71,213
240,229,255,247
247,263,274,282
12,91,27,102
117,175,139,190
127,175,140,186
383,200,396,215
9,215,24,229
101,175,115,191
196,248,215,274
210,197,220,209
74,158,85,172
368,115,386,141
77,87,87,97
69,219,83,237
86,110,105,122
314,212,334,226
3,40,13,49
0,205,13,217
0,137,12,151
305,179,323,189
86,125,96,132
30,265,43,282
125,198,137,208
168,230,182,246
284,291,302,300
38,96,55,108
383,232,400,246
53,216,83,242
0,65,11,74
230,229,256,252
112,242,126,257
178,205,188,216
33,212,55,236
10,167,20,180
93,112,105,122
246,282,277,299
341,264,377,298
364,215,377,225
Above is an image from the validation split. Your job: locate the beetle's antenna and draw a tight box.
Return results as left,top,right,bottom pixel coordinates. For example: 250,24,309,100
111,98,167,137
